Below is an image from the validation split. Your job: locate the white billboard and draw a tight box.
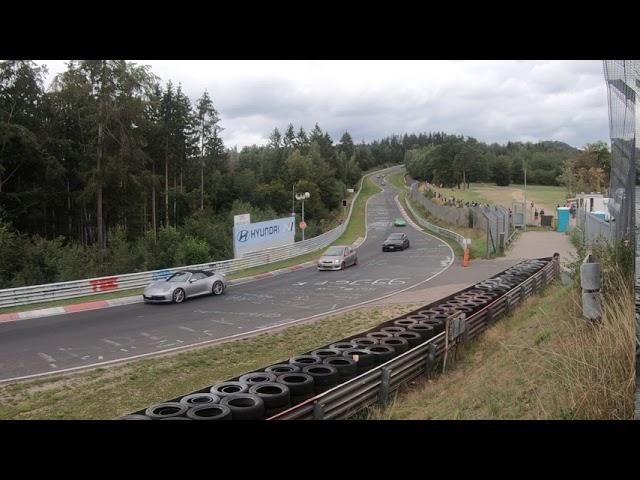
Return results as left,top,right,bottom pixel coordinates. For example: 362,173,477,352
234,213,251,225
233,216,296,258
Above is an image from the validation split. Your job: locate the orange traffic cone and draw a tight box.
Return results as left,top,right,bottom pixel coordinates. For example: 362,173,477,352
463,244,470,267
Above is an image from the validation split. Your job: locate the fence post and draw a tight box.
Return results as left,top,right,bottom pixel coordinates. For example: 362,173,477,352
580,253,602,321
378,367,391,405
485,216,490,259
313,401,325,420
424,343,437,376
486,306,494,324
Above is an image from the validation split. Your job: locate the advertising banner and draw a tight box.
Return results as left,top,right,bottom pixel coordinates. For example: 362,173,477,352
234,213,251,226
233,216,296,258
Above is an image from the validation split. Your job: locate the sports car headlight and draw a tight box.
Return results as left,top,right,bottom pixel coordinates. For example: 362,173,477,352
334,260,341,263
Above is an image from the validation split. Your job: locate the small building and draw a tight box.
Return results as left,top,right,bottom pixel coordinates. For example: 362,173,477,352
568,192,611,220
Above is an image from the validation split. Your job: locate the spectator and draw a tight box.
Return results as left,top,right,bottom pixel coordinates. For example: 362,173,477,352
540,208,545,217
534,208,539,221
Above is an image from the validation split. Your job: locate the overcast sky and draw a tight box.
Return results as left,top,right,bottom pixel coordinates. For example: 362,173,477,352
34,60,610,150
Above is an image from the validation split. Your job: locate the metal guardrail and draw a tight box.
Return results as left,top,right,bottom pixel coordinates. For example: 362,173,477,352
402,190,467,249
268,258,557,420
122,257,556,420
0,166,400,308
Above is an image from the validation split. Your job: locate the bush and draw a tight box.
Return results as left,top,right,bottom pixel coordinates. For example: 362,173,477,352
105,226,145,275
175,235,211,266
141,227,184,271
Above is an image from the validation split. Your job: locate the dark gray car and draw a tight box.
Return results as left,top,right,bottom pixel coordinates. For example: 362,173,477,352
382,233,410,252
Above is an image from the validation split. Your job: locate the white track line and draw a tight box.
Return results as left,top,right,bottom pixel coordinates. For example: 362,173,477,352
0,167,456,385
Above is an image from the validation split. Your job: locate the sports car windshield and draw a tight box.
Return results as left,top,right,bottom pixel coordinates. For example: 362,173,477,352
167,272,190,283
388,234,403,239
324,247,344,256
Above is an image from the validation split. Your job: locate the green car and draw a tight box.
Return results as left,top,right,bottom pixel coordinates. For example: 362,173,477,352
394,218,407,227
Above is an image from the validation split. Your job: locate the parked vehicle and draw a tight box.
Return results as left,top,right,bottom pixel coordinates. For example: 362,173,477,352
317,245,358,271
382,233,410,252
143,270,227,304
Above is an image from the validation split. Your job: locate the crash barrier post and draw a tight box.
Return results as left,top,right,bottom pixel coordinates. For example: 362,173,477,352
120,258,556,421
0,165,402,309
378,367,392,405
443,311,466,374
580,253,602,321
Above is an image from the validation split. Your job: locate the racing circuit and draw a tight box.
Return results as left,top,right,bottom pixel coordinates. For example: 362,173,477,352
0,174,453,382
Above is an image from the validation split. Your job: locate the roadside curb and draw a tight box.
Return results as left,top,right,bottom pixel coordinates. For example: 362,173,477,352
0,259,322,324
0,166,399,325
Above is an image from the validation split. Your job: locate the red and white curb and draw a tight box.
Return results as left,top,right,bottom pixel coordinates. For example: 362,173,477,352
0,296,141,323
0,172,386,325
0,260,322,324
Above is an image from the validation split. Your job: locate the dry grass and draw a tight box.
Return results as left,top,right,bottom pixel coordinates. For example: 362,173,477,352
528,269,635,419
366,271,635,420
428,182,568,215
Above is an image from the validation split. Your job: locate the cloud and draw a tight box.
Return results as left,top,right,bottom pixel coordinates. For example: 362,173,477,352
34,60,610,149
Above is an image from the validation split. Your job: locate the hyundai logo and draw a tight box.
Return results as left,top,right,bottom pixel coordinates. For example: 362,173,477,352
237,230,249,242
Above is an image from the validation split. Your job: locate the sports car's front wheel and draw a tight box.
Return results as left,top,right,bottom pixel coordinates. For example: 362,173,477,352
212,280,224,295
173,288,185,304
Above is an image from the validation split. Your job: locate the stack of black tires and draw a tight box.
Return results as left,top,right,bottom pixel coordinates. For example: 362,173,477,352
119,259,548,420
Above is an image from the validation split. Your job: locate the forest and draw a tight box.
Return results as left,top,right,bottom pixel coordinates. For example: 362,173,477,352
0,60,610,288
402,133,610,192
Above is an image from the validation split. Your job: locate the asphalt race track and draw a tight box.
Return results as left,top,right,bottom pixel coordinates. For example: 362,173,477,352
0,174,453,382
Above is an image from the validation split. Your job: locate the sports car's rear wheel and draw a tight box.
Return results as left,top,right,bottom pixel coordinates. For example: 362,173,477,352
173,288,185,304
212,280,224,295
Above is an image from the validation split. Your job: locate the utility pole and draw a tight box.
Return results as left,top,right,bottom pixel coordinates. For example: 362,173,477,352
296,191,310,241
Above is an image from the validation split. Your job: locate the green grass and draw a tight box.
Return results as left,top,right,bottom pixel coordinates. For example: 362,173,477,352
366,269,635,420
0,303,419,419
427,182,568,217
403,193,493,259
0,170,384,315
334,174,381,245
386,169,410,192
398,192,463,257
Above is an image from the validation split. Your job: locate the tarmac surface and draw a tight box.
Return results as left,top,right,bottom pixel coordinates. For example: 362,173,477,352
0,174,453,382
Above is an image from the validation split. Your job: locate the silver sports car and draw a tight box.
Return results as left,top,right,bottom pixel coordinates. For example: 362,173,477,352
143,269,227,304
317,245,358,271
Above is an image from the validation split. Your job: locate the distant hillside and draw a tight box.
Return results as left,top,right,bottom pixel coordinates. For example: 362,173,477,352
536,140,580,152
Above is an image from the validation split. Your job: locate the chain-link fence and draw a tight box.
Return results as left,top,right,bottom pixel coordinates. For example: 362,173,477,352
603,60,638,244
409,183,513,256
603,60,638,419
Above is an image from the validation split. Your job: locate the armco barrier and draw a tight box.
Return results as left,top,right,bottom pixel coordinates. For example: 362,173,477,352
269,258,556,420
0,166,400,308
120,257,557,420
410,182,514,255
402,191,467,250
